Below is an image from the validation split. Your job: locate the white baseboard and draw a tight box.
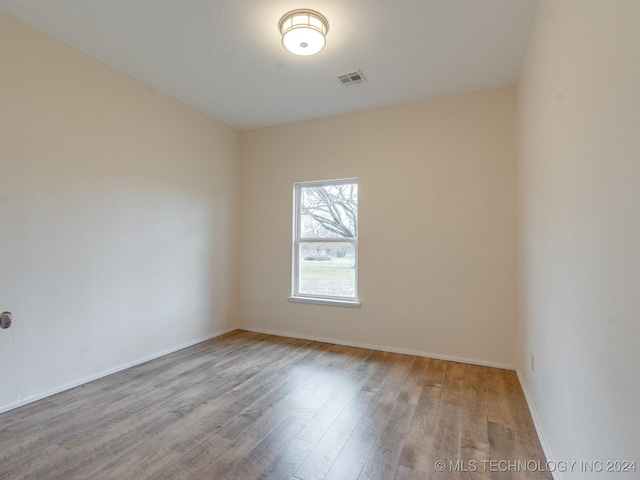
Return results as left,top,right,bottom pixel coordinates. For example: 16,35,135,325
0,327,236,415
516,368,559,480
240,326,515,370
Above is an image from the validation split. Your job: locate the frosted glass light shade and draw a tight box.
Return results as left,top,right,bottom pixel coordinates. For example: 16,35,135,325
279,9,329,56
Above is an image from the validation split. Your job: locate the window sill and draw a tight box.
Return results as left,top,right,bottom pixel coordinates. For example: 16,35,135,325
288,296,361,308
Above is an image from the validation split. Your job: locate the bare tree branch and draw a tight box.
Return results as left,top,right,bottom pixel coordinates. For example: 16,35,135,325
301,184,357,238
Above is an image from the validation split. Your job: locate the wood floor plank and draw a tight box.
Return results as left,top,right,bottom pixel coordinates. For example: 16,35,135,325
429,402,463,480
0,330,552,480
294,349,377,445
501,370,550,480
322,353,416,480
255,429,315,479
165,347,358,479
146,341,321,454
0,444,66,480
291,350,384,480
459,365,491,480
488,421,519,480
396,360,445,479
178,392,319,480
358,399,416,480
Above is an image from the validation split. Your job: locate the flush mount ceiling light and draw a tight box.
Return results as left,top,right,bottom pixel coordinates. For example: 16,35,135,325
278,9,329,56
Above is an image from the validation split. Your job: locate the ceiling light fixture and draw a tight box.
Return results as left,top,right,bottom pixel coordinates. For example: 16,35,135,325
278,9,329,56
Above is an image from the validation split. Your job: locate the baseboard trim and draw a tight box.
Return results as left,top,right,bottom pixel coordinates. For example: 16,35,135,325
239,326,515,370
0,327,237,415
515,368,559,480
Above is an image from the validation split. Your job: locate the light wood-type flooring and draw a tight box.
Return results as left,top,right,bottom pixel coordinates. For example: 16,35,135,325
1,330,551,479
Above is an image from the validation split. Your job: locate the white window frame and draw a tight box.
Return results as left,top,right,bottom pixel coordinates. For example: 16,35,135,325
289,178,360,307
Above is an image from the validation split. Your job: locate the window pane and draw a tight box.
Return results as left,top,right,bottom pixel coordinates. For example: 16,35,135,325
300,183,357,239
299,242,356,298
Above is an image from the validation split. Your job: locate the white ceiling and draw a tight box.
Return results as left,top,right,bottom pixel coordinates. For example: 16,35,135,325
0,0,538,130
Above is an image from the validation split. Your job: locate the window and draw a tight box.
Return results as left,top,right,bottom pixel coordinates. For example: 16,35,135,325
290,178,359,307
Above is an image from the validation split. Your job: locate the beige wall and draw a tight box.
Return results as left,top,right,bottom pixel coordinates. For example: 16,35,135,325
240,87,517,367
0,12,240,411
517,0,640,474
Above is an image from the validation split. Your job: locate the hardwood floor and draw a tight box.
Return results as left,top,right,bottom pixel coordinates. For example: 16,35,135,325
0,330,551,479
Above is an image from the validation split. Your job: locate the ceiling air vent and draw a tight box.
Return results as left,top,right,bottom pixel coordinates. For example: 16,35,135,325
335,70,366,86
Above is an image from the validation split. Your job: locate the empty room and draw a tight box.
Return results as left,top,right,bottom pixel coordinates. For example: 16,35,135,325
1,0,638,479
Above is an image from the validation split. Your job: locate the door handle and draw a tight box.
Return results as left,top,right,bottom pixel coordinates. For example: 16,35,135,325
1,312,12,329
